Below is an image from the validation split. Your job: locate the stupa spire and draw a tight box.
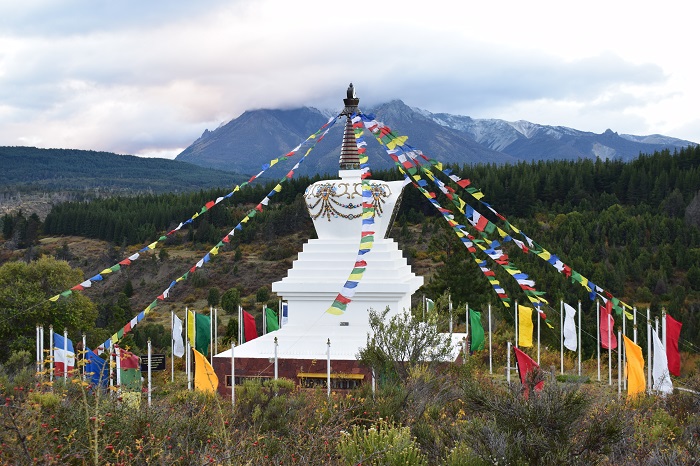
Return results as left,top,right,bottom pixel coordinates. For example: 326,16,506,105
339,83,361,171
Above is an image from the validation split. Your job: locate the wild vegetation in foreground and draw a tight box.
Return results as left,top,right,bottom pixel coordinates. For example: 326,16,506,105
2,334,700,465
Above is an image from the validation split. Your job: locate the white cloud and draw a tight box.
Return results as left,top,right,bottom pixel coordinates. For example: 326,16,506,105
0,0,698,157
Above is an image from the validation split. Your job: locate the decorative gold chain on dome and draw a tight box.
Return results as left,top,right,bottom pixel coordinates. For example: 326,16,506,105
306,182,391,221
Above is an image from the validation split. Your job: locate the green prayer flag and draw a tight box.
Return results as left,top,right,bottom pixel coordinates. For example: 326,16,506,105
469,309,485,351
195,313,211,355
265,308,280,332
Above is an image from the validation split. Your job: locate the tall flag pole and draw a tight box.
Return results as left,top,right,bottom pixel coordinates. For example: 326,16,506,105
608,311,612,386
633,307,638,344
238,305,242,345
82,333,86,380
147,339,152,407
326,338,331,399
63,328,68,382
560,300,564,374
514,301,519,348
171,310,175,383
578,301,582,376
36,326,41,376
465,303,469,356
209,306,213,365
274,337,279,380
262,303,267,334
662,308,667,349
214,307,218,358
537,309,541,365
231,342,235,406
488,304,493,374
39,325,44,381
622,310,627,390
647,308,652,393
596,302,600,382
49,325,54,383
506,341,511,384
449,295,453,334
617,330,622,397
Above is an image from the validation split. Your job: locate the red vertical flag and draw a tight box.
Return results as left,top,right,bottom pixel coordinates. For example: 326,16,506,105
666,313,682,376
600,301,617,350
242,310,258,343
513,346,544,397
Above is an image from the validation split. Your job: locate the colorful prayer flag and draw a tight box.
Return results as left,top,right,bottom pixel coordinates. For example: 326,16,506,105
469,309,485,351
53,332,75,377
265,308,280,332
172,315,185,358
665,313,682,376
243,310,258,343
193,348,219,393
119,350,141,391
623,335,645,398
652,329,673,395
600,301,617,350
563,302,577,351
513,346,544,397
518,306,534,348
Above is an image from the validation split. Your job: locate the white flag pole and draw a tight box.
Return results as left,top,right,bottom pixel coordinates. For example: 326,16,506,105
49,325,54,383
171,310,175,383
36,326,41,376
238,305,242,344
231,342,235,406
633,307,638,344
82,333,86,380
655,315,659,337
214,307,218,358
560,300,564,374
39,325,44,381
662,308,667,350
537,310,541,365
514,301,519,348
577,300,582,376
449,295,453,334
63,328,68,382
210,306,214,365
147,339,152,407
326,338,331,399
608,311,612,386
262,303,267,335
274,337,279,380
371,368,376,398
507,341,511,384
116,346,121,387
622,310,627,390
596,301,600,382
617,330,622,397
488,304,493,374
647,308,652,393
422,295,425,321
278,299,282,328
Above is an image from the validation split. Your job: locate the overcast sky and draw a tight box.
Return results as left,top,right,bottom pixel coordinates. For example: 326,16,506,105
1,0,697,159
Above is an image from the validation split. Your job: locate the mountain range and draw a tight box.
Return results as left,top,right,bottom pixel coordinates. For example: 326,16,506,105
176,100,696,176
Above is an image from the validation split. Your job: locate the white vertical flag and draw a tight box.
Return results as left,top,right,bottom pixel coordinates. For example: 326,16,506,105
652,329,673,395
172,315,185,358
563,302,578,351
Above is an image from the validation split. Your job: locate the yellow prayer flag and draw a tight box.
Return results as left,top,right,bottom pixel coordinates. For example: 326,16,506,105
100,268,113,275
49,295,60,302
537,251,551,261
435,162,443,171
193,349,219,393
209,247,219,256
147,241,158,250
273,184,283,192
497,227,507,238
187,310,196,348
623,335,645,398
518,306,534,347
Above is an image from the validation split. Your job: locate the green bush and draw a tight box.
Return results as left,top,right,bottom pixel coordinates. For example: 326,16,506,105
337,418,427,466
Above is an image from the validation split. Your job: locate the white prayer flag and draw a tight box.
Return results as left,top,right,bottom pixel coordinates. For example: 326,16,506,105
563,302,578,351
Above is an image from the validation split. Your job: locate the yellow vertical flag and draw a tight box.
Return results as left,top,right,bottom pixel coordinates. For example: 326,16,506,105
187,310,196,348
518,306,534,347
623,335,646,398
193,348,219,393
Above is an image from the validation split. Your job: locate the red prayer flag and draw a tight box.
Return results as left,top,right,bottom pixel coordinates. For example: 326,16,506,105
666,313,682,376
243,310,258,343
600,301,617,350
513,346,544,397
119,350,140,369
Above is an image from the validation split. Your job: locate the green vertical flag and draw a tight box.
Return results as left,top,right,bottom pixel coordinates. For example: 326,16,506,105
265,308,280,332
426,298,435,312
195,313,211,356
469,309,485,351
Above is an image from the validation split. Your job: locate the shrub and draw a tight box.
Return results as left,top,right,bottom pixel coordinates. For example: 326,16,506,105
337,418,427,466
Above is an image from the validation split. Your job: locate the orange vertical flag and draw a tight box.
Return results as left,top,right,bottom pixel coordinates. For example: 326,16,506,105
623,335,645,398
193,348,219,393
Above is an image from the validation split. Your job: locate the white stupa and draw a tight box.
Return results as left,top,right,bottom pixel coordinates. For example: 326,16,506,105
213,85,426,390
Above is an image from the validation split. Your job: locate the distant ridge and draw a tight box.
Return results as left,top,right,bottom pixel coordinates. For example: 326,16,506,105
176,100,696,176
0,146,246,193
